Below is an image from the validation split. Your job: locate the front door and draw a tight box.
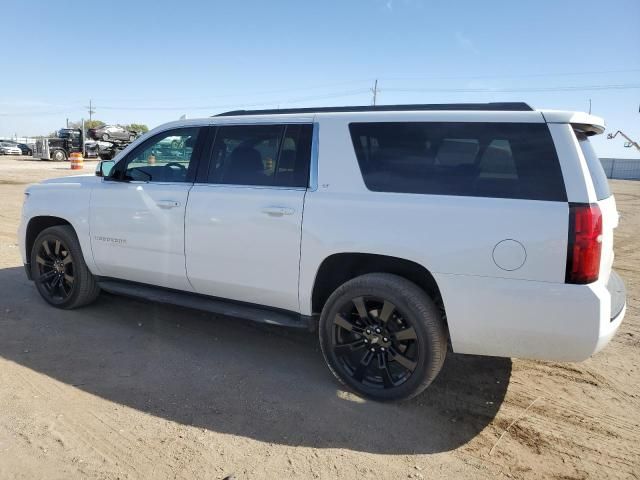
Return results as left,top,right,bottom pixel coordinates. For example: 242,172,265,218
90,127,203,290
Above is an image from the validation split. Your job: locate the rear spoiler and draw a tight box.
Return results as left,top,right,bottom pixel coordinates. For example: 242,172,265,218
541,110,606,136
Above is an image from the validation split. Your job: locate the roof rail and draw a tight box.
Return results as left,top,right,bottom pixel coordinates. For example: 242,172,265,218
215,102,533,117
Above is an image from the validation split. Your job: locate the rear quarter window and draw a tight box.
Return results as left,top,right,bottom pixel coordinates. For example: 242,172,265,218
349,122,567,201
575,131,611,201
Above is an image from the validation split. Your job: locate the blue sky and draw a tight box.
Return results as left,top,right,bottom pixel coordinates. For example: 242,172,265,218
1,0,638,157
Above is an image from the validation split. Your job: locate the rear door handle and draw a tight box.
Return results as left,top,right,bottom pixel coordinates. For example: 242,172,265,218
261,206,295,217
156,200,181,209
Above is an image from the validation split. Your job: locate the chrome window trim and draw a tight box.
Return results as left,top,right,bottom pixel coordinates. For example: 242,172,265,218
192,182,306,192
102,179,193,186
309,121,319,191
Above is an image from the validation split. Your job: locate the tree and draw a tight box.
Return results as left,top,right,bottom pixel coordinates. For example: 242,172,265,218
126,123,149,134
84,120,106,130
66,119,105,130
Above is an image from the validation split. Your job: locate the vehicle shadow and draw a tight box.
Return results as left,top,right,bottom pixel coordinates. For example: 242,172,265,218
0,266,511,454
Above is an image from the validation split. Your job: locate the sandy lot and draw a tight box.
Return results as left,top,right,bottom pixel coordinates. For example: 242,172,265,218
0,154,638,479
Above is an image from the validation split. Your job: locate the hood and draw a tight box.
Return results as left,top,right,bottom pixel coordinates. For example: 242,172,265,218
40,174,100,185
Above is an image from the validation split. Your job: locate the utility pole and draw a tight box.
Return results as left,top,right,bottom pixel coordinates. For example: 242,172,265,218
588,98,592,114
371,79,380,106
86,99,95,123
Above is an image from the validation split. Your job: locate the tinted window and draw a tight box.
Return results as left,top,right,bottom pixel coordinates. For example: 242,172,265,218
118,127,200,182
349,122,567,201
277,124,312,187
207,124,312,187
575,131,611,200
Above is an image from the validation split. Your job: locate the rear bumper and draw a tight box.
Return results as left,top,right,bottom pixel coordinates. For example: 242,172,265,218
607,270,626,321
438,270,626,362
592,270,626,355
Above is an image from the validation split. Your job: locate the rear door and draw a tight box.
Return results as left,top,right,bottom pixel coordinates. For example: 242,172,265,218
185,122,312,312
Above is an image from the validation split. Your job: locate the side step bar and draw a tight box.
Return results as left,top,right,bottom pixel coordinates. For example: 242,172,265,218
97,279,314,330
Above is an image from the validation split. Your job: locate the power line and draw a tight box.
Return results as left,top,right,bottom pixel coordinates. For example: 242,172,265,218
96,89,370,111
92,83,640,111
68,67,640,105
385,83,640,93
378,67,640,82
0,109,77,117
78,67,640,104
86,79,374,104
1,79,639,116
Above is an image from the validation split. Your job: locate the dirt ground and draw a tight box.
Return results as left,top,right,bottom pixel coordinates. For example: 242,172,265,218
0,154,638,480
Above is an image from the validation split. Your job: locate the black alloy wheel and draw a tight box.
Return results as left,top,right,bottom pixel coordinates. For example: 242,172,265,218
34,236,75,304
319,273,447,401
30,226,101,309
331,296,419,389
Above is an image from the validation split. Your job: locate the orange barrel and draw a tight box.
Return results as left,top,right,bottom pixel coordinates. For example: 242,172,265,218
70,152,84,170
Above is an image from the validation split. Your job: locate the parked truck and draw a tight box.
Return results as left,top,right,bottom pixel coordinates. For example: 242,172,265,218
34,128,83,161
35,127,136,161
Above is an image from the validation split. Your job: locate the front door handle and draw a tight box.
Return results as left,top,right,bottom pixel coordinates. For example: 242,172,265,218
156,200,181,209
261,206,295,217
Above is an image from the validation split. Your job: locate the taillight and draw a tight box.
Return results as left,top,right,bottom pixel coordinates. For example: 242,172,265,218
566,203,602,284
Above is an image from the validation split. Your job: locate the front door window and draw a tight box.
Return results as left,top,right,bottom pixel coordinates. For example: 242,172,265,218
117,128,200,182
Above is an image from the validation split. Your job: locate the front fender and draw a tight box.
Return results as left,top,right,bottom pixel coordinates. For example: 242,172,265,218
21,180,97,274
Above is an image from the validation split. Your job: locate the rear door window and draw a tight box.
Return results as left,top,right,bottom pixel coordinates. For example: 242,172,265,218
574,131,611,200
207,124,312,187
349,122,567,201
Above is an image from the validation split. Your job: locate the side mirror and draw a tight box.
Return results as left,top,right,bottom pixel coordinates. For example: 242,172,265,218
96,160,116,178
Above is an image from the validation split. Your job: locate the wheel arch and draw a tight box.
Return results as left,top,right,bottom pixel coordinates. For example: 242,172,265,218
310,252,447,329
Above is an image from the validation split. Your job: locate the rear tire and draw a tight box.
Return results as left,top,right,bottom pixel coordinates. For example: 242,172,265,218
30,225,100,309
319,273,447,401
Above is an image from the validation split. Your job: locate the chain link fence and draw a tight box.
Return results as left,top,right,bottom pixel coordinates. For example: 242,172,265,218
600,158,640,180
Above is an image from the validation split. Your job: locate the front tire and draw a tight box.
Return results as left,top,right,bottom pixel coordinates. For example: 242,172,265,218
102,133,110,141
319,273,447,401
30,225,100,309
51,149,67,161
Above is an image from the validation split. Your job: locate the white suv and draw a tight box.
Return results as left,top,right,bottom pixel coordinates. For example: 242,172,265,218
19,103,626,401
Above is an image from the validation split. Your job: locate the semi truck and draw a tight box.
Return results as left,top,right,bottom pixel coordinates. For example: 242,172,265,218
34,128,83,161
